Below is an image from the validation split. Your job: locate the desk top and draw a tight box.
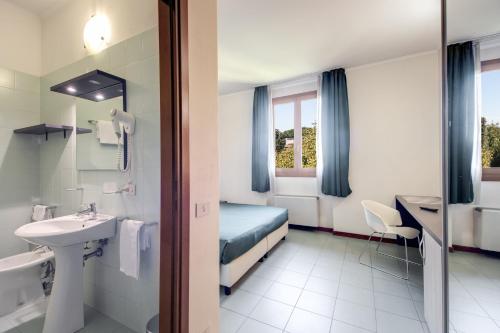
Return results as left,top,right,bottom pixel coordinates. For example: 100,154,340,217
395,195,443,246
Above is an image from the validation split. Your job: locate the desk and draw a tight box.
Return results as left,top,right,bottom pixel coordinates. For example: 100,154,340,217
395,195,443,245
395,194,443,333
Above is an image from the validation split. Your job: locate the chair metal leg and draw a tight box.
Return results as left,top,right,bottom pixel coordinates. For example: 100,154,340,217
359,232,421,280
375,236,422,266
376,233,385,252
358,232,375,264
404,238,409,279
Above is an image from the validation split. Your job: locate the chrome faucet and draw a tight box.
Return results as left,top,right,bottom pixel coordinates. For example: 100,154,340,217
77,202,97,219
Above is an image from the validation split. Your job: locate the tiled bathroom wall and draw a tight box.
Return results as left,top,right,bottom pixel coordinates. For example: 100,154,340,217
39,28,160,332
0,68,40,258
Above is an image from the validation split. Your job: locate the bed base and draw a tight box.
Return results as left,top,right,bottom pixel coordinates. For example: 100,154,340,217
220,222,289,292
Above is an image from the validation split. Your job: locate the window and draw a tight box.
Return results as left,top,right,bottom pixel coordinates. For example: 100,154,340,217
273,91,317,177
481,58,500,181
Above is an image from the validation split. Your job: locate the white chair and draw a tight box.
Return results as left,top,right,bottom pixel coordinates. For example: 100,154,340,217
359,200,421,280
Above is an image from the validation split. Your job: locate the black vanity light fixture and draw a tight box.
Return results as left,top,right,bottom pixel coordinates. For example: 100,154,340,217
50,70,126,102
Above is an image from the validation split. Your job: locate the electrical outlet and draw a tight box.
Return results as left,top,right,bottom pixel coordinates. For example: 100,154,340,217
126,182,136,196
196,202,210,218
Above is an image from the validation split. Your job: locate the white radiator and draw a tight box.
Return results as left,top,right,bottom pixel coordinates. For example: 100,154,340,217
272,195,319,227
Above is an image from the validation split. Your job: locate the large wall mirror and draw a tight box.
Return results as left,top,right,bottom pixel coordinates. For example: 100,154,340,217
446,1,500,332
76,95,124,170
50,70,128,171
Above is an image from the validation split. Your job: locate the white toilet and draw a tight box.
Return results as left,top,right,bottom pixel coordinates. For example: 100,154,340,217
0,249,54,316
474,207,500,252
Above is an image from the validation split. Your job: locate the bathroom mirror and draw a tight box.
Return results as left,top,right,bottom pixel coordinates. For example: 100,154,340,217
446,0,500,332
48,69,128,171
76,96,124,170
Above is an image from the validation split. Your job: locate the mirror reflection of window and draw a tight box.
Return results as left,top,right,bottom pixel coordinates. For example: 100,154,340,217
481,60,500,173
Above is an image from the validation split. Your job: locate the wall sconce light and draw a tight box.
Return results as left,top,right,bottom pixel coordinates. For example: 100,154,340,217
83,14,111,54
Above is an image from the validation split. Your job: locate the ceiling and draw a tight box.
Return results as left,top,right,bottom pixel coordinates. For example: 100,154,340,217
6,0,71,18
447,0,500,43
218,0,441,95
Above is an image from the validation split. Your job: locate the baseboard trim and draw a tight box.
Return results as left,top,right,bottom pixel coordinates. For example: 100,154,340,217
288,225,334,234
451,245,500,257
317,226,334,233
451,245,481,253
288,224,397,244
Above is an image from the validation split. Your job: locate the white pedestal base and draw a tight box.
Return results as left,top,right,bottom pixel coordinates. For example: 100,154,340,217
43,243,84,333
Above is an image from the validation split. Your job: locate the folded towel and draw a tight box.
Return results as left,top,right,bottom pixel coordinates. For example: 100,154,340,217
96,120,119,145
32,205,53,222
140,225,153,251
120,219,144,279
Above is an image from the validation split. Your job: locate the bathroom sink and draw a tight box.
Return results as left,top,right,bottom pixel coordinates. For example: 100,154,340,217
14,213,116,333
15,214,116,247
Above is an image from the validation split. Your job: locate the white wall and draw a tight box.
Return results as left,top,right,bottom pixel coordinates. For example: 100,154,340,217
219,89,267,205
189,0,220,332
333,51,441,235
0,67,41,258
41,0,157,75
0,0,41,76
219,51,442,235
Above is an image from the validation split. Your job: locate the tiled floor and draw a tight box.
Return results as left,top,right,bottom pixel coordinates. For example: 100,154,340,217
449,251,500,333
2,306,137,333
220,229,427,333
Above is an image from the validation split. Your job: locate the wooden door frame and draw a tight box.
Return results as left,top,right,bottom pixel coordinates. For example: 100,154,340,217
158,0,190,332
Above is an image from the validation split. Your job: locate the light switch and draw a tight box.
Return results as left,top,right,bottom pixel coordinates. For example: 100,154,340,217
196,202,210,218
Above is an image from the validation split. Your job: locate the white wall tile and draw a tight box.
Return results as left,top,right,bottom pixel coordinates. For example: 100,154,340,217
0,68,40,259
14,72,40,93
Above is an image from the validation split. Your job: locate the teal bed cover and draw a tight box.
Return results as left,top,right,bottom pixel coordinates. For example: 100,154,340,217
219,202,288,265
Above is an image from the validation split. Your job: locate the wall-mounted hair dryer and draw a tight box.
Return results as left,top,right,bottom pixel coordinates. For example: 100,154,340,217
110,108,135,137
110,108,135,173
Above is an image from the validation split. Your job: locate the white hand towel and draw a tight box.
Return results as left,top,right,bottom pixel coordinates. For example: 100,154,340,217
120,219,144,279
140,225,153,251
96,120,119,145
32,205,52,222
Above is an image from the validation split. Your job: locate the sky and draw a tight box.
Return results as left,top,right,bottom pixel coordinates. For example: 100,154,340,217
275,98,317,131
482,69,500,124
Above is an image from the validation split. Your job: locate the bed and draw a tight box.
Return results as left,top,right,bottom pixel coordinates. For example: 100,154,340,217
219,202,289,295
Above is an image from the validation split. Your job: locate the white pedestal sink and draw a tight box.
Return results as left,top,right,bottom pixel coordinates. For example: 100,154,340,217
15,214,116,333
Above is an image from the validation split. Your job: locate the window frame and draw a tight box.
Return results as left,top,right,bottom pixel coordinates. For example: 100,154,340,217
481,58,500,181
273,90,318,178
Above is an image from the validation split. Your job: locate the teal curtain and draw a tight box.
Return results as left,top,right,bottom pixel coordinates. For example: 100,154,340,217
321,69,352,197
252,86,270,192
448,42,475,204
